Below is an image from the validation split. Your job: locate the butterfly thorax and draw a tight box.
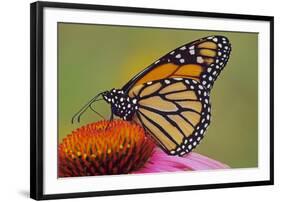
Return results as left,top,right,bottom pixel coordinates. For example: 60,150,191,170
102,89,138,121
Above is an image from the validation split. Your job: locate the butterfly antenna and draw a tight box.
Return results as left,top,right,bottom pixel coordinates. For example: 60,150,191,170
71,92,105,124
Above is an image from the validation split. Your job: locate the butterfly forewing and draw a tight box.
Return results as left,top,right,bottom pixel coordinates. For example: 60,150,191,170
122,35,231,92
130,78,211,156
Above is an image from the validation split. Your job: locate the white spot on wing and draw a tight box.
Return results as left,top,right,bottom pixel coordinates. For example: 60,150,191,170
175,54,181,58
197,56,204,64
164,80,171,84
180,46,186,50
189,45,195,50
189,50,195,55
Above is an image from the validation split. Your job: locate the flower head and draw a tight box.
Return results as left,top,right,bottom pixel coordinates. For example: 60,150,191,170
59,120,229,177
59,120,155,177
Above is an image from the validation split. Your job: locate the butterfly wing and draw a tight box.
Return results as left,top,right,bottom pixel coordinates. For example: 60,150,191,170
122,35,231,93
119,35,231,155
130,78,211,156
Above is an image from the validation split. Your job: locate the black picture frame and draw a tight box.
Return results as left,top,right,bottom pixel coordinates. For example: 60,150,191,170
30,1,274,200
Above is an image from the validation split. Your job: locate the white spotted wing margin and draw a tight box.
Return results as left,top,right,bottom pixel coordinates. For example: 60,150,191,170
161,35,232,91
198,36,232,91
130,78,211,156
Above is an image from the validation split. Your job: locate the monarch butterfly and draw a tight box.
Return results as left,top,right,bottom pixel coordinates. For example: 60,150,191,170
72,35,231,156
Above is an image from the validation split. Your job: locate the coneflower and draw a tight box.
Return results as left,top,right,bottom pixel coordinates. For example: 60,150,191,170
59,120,229,177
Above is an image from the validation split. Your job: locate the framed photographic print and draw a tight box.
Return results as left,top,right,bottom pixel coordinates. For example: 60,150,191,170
30,1,274,200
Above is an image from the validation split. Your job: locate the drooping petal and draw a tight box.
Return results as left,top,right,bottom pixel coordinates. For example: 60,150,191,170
133,149,229,174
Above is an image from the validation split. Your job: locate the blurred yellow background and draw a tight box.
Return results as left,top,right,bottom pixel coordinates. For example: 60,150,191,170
58,23,258,168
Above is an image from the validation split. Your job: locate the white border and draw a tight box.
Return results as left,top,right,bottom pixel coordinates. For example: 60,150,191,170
43,7,271,195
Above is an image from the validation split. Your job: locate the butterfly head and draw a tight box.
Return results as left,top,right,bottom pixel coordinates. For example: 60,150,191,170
103,88,139,121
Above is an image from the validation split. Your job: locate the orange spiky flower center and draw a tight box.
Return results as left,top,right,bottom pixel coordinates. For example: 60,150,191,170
58,120,155,177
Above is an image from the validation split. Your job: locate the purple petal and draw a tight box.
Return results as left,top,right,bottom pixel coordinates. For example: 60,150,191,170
133,149,229,174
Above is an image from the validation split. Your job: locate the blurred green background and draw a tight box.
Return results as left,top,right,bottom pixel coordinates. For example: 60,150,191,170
58,23,258,168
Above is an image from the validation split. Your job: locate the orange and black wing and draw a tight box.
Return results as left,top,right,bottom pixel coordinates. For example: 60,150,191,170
129,78,211,156
122,35,231,92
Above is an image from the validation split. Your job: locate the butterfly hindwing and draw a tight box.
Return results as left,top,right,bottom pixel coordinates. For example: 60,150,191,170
130,78,211,156
122,35,231,92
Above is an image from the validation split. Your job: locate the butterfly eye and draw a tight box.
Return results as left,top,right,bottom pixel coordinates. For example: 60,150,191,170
102,92,111,102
